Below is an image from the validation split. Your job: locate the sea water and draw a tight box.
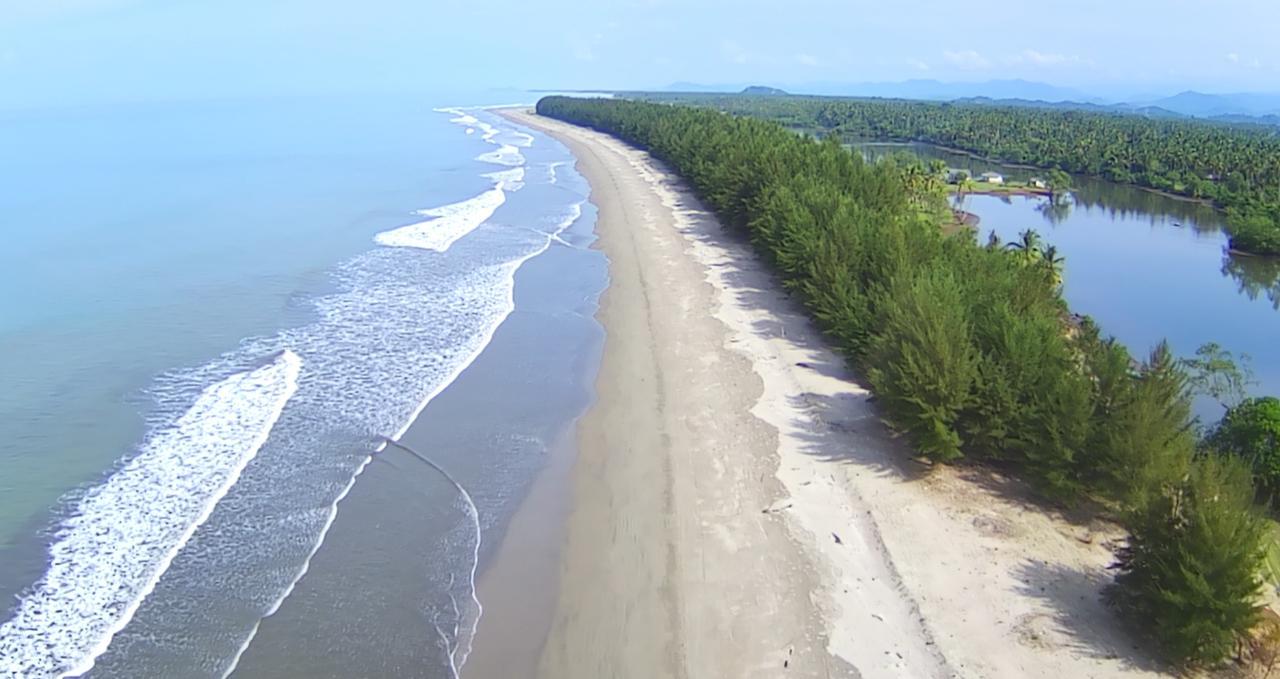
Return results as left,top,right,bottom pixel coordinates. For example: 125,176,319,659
0,93,602,677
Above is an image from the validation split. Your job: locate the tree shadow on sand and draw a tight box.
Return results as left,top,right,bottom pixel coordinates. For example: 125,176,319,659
656,164,1122,525
1012,559,1168,674
646,152,1172,673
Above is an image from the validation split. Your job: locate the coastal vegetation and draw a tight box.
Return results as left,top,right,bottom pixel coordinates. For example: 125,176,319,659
1206,396,1280,504
634,93,1280,256
537,95,1271,667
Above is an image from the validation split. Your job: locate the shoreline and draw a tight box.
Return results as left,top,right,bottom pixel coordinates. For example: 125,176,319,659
502,107,1168,678
950,185,1052,198
224,110,607,678
912,140,1219,208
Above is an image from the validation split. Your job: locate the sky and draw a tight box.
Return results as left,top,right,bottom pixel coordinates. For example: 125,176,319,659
3,0,1279,109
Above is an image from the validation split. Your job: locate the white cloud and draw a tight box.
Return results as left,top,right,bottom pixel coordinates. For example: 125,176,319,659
943,50,990,69
1225,52,1263,69
1003,50,1092,68
721,39,751,65
907,58,930,72
572,33,605,62
795,53,820,67
1021,49,1069,65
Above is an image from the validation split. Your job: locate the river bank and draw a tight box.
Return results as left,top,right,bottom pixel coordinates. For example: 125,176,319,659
862,139,1220,209
500,107,1167,678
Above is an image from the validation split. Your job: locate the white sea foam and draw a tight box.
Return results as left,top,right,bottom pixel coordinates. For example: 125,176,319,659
435,107,478,127
128,104,577,678
226,195,588,678
475,121,499,142
482,167,525,190
436,105,527,165
547,161,567,185
0,351,302,679
476,143,523,167
511,131,534,148
374,187,505,253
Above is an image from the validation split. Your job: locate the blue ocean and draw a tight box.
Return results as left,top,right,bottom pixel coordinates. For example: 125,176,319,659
0,93,604,677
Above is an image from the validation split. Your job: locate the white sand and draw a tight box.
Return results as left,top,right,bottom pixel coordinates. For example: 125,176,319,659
500,108,1166,679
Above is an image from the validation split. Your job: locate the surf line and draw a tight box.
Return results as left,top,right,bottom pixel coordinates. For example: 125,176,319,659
377,435,483,679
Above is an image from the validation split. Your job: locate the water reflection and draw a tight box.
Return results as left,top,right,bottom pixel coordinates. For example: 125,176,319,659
1037,197,1073,225
1223,254,1280,310
860,141,1280,417
863,141,1266,308
860,141,1223,231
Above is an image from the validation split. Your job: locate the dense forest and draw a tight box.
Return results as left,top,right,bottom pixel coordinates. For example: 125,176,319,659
538,95,1275,666
633,93,1280,255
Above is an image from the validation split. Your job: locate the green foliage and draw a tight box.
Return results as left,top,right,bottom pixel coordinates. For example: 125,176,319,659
1110,454,1266,666
1099,343,1197,512
634,93,1280,255
1207,397,1280,504
1046,169,1072,203
1228,211,1280,255
866,270,977,462
536,96,1270,665
1181,341,1255,410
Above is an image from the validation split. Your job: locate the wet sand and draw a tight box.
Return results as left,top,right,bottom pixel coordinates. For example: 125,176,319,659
497,107,1166,678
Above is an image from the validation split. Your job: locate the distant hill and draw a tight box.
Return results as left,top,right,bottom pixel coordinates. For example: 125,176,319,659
824,79,1096,102
651,81,1280,126
662,79,1091,102
952,96,1186,119
1138,91,1280,117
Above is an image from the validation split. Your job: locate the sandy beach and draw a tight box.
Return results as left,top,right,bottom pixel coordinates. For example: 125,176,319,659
498,107,1166,679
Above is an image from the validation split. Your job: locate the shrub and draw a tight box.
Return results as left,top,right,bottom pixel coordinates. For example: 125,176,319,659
1110,454,1267,666
1228,211,1280,256
866,269,977,462
1207,396,1280,504
1097,343,1196,512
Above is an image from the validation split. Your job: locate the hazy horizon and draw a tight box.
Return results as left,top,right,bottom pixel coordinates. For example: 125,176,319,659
4,0,1279,109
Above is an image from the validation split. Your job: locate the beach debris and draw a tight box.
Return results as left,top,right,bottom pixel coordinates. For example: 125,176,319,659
762,500,793,514
832,532,843,545
796,361,813,369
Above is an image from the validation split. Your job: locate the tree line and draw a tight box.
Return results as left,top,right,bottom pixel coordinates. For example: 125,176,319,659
537,95,1275,667
633,93,1280,256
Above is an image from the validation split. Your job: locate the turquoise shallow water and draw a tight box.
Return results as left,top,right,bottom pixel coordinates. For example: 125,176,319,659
1,95,484,549
0,93,602,677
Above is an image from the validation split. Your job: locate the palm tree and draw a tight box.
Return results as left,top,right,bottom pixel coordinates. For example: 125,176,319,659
1006,229,1042,265
1039,244,1065,286
1046,169,1072,204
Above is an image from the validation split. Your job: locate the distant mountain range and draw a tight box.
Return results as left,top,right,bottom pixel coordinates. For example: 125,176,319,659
666,79,1095,102
659,80,1280,123
1134,91,1280,117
